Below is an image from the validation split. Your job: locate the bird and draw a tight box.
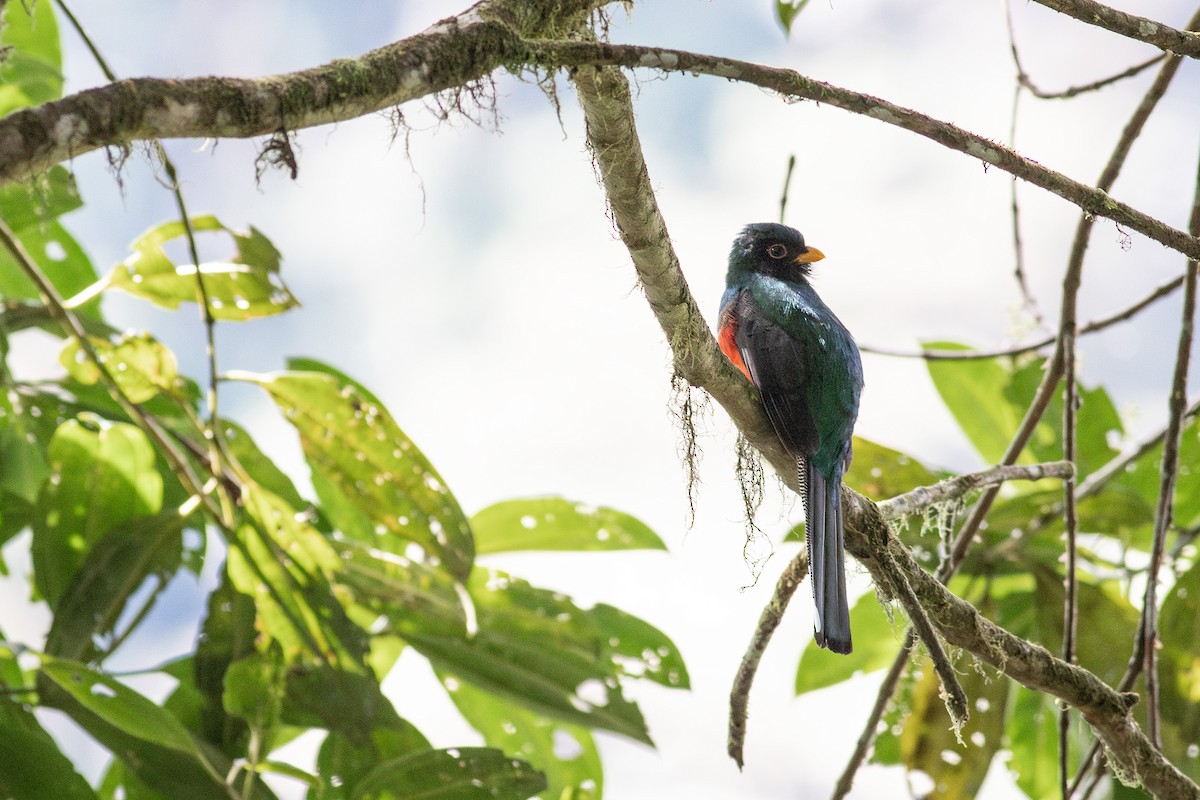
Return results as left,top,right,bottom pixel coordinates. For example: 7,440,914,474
718,222,864,654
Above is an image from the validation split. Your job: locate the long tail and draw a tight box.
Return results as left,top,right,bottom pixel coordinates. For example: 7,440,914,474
798,458,852,654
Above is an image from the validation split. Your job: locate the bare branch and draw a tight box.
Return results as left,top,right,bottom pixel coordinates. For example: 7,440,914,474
540,41,1200,260
860,271,1186,361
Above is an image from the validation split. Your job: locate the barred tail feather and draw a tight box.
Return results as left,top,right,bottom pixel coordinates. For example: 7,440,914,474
801,457,852,654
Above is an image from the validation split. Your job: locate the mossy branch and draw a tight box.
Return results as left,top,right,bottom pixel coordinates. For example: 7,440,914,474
570,58,1200,800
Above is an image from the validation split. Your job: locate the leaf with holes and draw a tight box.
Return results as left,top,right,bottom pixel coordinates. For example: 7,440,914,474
59,331,180,404
106,216,297,320
0,219,101,317
0,166,81,230
227,484,369,669
440,671,602,800
397,568,652,744
472,497,665,554
1156,558,1200,783
32,418,163,608
38,657,217,773
244,369,474,578
586,603,688,689
351,747,546,800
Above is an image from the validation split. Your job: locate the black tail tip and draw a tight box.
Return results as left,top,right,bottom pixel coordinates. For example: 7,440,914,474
816,630,853,655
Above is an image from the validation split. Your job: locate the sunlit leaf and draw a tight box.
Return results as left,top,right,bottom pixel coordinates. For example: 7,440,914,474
351,747,546,800
32,417,163,607
0,390,50,505
398,569,653,744
0,695,96,800
106,216,297,320
44,511,185,661
440,672,602,800
59,331,180,403
245,369,474,578
924,343,1042,465
796,590,903,695
472,497,665,554
0,219,101,317
587,603,689,689
0,0,62,114
227,484,368,669
845,436,943,501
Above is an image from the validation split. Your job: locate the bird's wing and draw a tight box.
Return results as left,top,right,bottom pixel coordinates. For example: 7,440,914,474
728,289,821,459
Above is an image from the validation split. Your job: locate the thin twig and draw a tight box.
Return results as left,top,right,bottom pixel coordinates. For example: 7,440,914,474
1142,139,1200,750
860,272,1186,360
1003,0,1049,331
1022,55,1167,99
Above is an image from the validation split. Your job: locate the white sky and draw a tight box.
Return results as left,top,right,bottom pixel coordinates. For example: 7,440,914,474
4,0,1199,798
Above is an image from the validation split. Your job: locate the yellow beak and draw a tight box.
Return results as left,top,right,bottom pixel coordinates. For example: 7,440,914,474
795,246,825,264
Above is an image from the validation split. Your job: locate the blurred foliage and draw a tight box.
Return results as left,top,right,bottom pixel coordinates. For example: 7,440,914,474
0,8,685,800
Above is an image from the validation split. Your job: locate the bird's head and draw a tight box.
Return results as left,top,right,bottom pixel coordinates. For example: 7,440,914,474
726,222,825,284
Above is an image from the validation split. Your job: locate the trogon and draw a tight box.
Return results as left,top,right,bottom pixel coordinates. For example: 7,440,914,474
718,222,864,654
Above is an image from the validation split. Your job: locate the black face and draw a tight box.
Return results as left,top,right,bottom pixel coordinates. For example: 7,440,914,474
736,222,814,280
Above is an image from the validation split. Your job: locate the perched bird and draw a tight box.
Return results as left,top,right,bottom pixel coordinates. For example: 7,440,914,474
718,223,863,654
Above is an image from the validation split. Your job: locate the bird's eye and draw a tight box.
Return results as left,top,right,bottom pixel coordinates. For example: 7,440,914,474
766,243,788,259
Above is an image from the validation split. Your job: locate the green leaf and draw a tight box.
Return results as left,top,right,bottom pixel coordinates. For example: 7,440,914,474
586,603,689,689
33,417,163,607
59,331,181,403
775,0,811,36
0,695,96,800
1157,558,1200,783
0,390,50,504
227,484,369,669
0,166,82,230
192,571,256,755
398,569,653,744
39,657,219,771
440,672,602,800
472,497,665,554
0,219,100,317
796,590,903,694
351,747,546,800
224,650,287,752
246,369,474,578
845,436,944,501
899,656,1009,799
1004,686,1088,800
924,342,1039,465
107,216,297,319
45,511,185,661
315,719,432,800
0,0,62,113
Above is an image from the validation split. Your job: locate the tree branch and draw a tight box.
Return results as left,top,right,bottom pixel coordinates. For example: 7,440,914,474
540,41,1200,261
570,57,1200,800
1027,0,1200,56
878,461,1074,519
0,0,604,185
